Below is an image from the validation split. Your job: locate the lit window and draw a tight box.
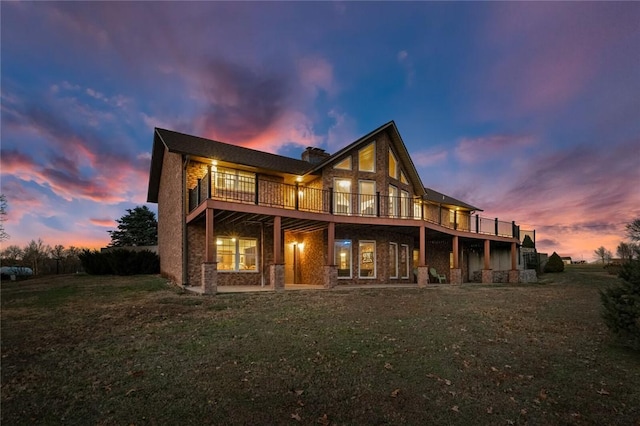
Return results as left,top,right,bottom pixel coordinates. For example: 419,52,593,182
401,190,410,218
334,178,351,215
216,237,258,272
389,242,398,279
358,180,376,216
400,244,409,278
334,157,352,170
389,185,399,217
335,240,352,278
389,149,398,179
214,167,255,194
400,171,408,184
358,142,375,172
359,240,376,278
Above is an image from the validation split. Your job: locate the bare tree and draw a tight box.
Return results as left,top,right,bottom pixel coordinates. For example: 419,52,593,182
594,246,612,265
617,242,634,262
1,245,23,266
627,218,640,242
0,194,8,242
52,245,65,274
22,239,51,275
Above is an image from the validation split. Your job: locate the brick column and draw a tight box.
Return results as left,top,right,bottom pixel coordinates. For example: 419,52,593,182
509,242,519,283
417,266,429,287
482,239,492,283
270,264,285,292
201,262,217,295
323,265,337,289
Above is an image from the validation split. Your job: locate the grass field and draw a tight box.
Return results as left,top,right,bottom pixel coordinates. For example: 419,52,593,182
2,266,639,425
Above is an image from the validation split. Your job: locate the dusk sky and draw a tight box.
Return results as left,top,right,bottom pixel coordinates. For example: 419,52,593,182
1,2,639,261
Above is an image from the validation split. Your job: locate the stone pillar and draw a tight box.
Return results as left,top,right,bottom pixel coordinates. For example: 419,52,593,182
201,262,217,295
417,266,429,288
450,268,462,285
482,269,493,284
452,236,459,269
509,242,519,283
323,265,337,289
270,264,285,292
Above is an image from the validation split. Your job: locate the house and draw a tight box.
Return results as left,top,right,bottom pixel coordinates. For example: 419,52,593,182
147,121,534,293
561,256,572,265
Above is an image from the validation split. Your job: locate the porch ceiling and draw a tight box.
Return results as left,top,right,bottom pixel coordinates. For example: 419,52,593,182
213,210,329,233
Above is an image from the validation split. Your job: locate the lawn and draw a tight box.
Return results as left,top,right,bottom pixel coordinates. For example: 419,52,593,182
1,267,638,425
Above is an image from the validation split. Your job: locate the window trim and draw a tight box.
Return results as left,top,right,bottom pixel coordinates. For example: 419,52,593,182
333,178,352,215
359,240,377,279
401,244,410,278
389,242,398,279
335,240,352,279
216,237,259,272
358,141,376,172
358,180,376,216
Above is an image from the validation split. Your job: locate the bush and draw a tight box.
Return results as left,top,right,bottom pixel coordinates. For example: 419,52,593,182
79,249,160,275
544,251,565,273
600,259,640,350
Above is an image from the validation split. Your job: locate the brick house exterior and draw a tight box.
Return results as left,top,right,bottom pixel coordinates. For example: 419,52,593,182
147,121,531,293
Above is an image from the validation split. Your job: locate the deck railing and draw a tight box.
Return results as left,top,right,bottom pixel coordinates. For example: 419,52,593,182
188,171,523,239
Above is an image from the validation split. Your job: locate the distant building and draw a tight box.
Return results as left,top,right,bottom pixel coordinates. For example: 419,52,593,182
561,256,572,265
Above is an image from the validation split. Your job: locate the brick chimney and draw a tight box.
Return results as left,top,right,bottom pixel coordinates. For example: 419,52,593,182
301,147,330,164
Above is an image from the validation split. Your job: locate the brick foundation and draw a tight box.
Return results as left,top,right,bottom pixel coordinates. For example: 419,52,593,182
482,269,493,284
508,270,520,284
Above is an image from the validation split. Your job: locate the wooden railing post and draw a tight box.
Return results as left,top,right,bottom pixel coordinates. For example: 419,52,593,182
329,187,334,214
295,182,300,210
476,214,480,233
454,210,458,230
495,218,499,236
206,165,212,199
254,175,259,205
376,192,381,217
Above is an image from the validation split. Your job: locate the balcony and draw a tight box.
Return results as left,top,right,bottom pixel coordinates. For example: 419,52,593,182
188,170,528,240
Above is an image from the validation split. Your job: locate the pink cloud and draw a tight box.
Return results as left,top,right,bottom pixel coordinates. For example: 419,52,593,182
412,149,448,167
89,218,116,227
298,56,336,97
454,135,535,164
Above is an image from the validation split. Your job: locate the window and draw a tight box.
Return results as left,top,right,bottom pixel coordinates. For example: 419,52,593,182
389,242,398,279
388,185,399,217
334,178,351,215
334,157,352,170
400,244,410,278
389,149,398,179
335,240,352,278
214,167,255,193
358,142,375,172
359,240,376,278
400,171,408,184
359,180,376,216
401,190,410,218
413,199,422,220
216,237,258,271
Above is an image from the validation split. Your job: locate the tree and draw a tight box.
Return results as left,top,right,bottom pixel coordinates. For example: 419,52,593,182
0,194,8,242
617,242,634,262
600,258,640,350
1,245,23,266
22,239,51,275
108,206,158,247
594,246,612,264
51,244,65,274
627,218,640,242
522,234,535,249
544,251,565,273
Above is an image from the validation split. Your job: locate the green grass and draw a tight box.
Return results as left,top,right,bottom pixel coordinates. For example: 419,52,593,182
2,270,639,425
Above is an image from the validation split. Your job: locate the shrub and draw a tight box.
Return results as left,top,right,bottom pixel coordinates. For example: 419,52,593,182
544,251,565,273
79,249,159,275
600,259,640,350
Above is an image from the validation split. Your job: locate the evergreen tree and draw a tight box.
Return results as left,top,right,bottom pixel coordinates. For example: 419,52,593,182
108,206,158,247
522,235,535,249
544,251,565,273
600,258,640,350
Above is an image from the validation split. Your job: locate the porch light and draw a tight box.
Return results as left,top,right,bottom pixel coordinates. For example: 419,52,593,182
296,176,303,182
211,160,218,166
216,239,222,245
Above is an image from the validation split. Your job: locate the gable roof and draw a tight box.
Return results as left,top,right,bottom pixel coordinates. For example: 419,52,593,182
307,120,427,196
147,128,313,202
424,187,482,212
